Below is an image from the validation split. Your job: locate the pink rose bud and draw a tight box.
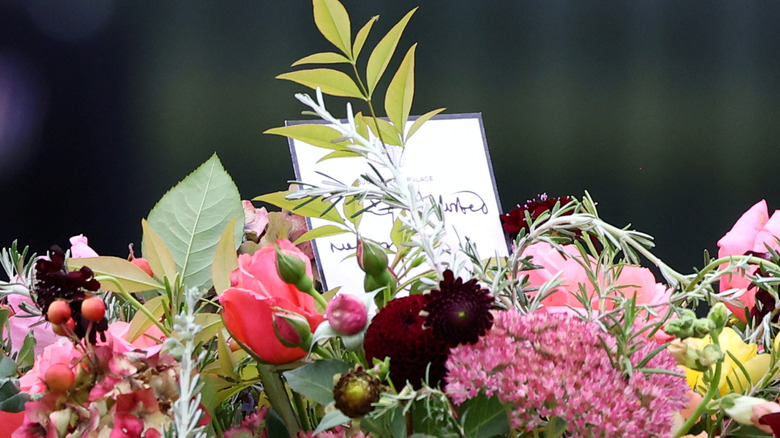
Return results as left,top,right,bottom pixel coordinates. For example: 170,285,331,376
327,294,368,336
272,310,312,349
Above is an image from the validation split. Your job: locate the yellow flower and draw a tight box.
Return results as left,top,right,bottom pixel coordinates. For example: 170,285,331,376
684,327,771,395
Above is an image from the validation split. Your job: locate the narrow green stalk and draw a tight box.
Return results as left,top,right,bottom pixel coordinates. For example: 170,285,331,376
292,390,312,431
257,364,301,437
674,331,724,438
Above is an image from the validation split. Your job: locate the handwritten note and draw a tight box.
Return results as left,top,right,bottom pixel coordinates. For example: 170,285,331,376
287,113,508,292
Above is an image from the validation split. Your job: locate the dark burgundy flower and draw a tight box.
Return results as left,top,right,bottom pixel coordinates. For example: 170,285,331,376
34,245,107,344
424,270,494,347
363,295,448,389
759,412,780,436
500,194,574,240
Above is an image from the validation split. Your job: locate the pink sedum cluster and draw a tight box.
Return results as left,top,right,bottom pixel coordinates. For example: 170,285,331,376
445,310,689,437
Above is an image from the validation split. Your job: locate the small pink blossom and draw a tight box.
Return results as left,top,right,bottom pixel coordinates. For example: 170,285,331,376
69,234,99,258
4,293,59,357
717,200,780,320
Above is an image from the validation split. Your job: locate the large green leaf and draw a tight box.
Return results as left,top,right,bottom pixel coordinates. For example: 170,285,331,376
385,44,416,142
146,154,243,292
312,0,352,58
0,379,29,412
69,256,163,293
126,295,167,343
283,359,351,405
365,8,417,97
254,191,344,224
313,410,350,435
459,393,510,438
277,69,364,99
141,219,178,282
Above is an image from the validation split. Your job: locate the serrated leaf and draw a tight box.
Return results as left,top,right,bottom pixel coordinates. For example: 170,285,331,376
313,0,352,58
265,124,348,151
385,44,416,142
283,359,351,405
353,15,379,61
366,117,401,146
212,218,239,296
292,52,350,66
459,393,510,438
406,108,446,142
313,410,350,435
146,154,243,292
365,7,417,96
68,256,163,293
293,225,348,245
254,191,344,224
193,313,223,346
141,219,178,282
126,295,167,343
277,69,364,99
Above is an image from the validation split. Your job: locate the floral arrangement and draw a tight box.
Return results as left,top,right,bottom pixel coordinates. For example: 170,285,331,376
3,1,780,437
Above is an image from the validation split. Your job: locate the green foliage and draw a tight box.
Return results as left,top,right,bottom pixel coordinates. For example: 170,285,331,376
459,393,511,438
283,359,351,405
254,191,344,223
68,256,163,293
146,154,243,292
0,354,29,413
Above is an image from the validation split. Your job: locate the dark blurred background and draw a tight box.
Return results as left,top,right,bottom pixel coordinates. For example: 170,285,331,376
2,1,780,276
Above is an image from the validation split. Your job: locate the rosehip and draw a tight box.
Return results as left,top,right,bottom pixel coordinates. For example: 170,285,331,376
44,363,75,393
47,300,71,324
81,296,106,322
131,257,154,277
52,318,76,336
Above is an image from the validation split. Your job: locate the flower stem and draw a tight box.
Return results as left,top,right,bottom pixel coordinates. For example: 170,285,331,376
257,363,301,437
673,331,723,438
96,275,171,337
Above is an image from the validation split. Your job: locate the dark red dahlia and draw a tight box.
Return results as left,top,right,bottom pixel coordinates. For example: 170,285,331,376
363,295,449,389
424,270,494,347
500,194,574,240
34,245,107,344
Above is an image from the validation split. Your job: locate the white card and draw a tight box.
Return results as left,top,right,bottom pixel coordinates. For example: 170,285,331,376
288,113,508,292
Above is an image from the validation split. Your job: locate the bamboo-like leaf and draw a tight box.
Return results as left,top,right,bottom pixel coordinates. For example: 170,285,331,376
365,116,401,146
212,218,239,296
353,112,370,140
365,7,417,96
292,52,350,66
385,44,416,142
141,219,178,282
126,295,167,343
254,191,344,224
293,225,348,245
406,107,446,142
317,150,361,163
216,331,239,380
69,256,163,293
265,124,348,151
352,15,379,61
277,69,364,99
313,0,352,58
193,313,223,346
146,154,243,292
344,188,363,229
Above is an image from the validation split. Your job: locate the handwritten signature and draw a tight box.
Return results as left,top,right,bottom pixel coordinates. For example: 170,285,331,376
442,190,489,215
330,240,393,253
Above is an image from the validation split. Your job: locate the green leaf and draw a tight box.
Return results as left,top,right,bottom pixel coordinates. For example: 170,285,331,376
264,124,348,151
312,0,352,58
283,359,351,405
459,393,510,438
406,108,446,142
212,218,239,296
146,154,243,292
293,225,348,245
126,295,167,343
313,410,351,435
544,416,568,438
254,191,344,224
0,355,16,378
216,331,239,380
193,313,223,346
292,52,350,66
385,44,416,142
277,69,364,99
317,150,362,162
0,379,29,412
141,219,178,282
366,116,401,146
344,192,363,229
365,7,417,97
16,332,35,370
353,15,379,61
68,256,163,293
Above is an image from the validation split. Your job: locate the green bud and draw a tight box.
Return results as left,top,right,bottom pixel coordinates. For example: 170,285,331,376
357,238,389,276
275,245,313,292
665,318,694,339
697,344,724,368
691,318,717,338
272,309,312,349
721,394,768,425
679,309,697,320
708,302,729,329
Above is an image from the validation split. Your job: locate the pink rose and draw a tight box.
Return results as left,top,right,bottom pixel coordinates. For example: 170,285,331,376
104,321,166,356
220,239,324,364
717,200,780,321
523,242,672,323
